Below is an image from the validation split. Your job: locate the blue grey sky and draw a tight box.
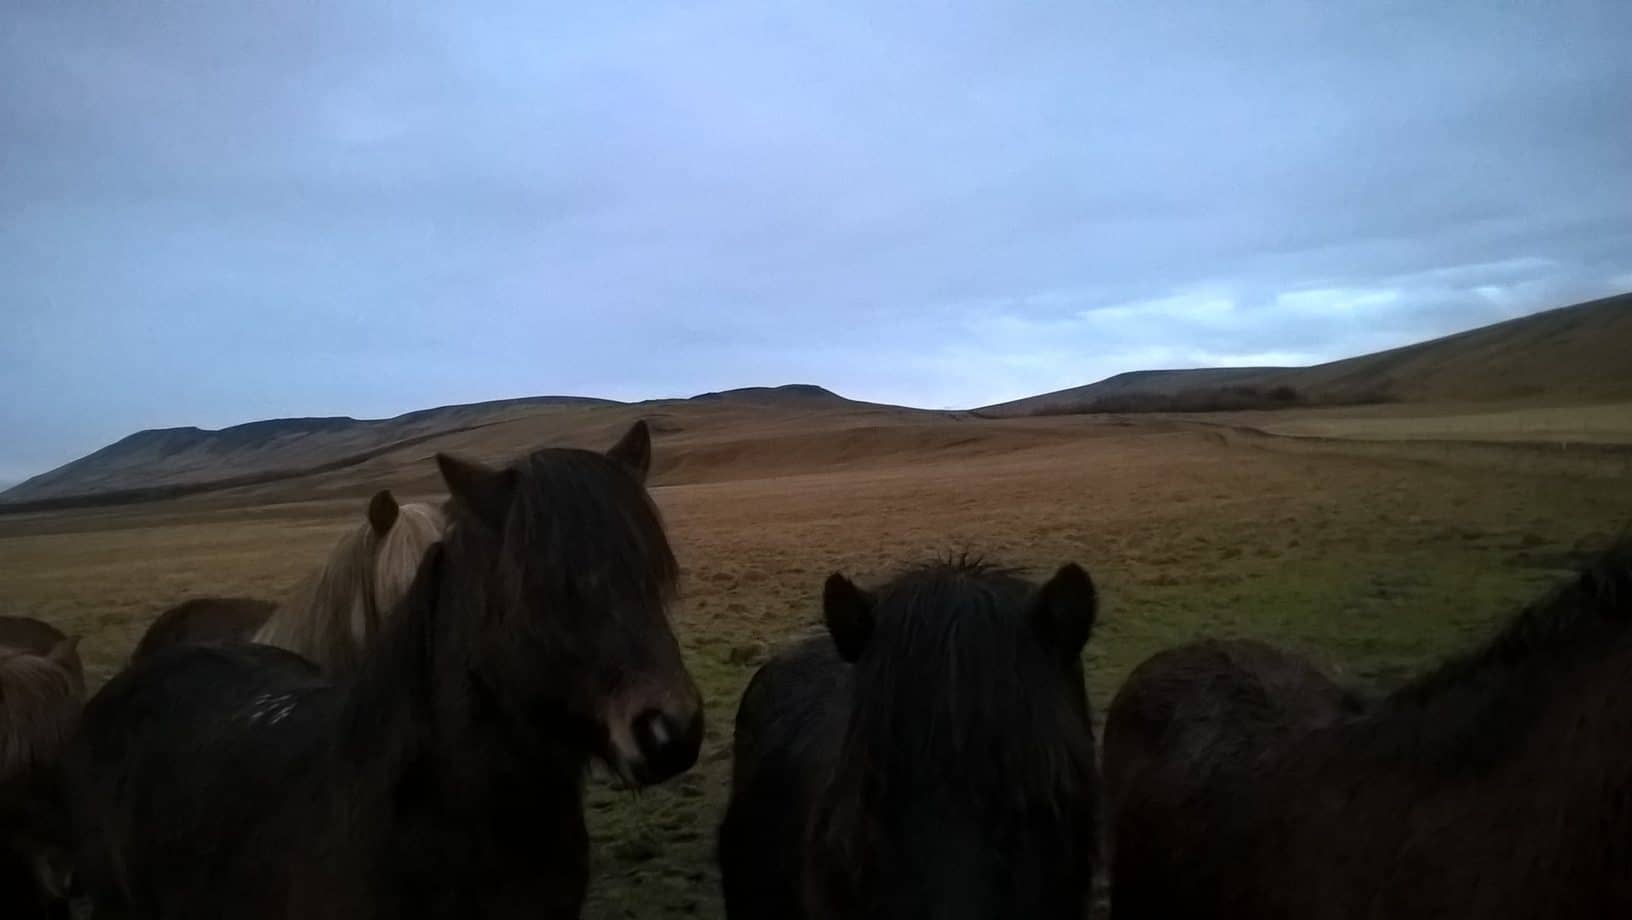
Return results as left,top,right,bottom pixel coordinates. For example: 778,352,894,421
4,1,1630,484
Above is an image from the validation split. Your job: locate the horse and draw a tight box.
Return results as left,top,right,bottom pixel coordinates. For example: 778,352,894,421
719,558,1102,920
132,489,444,673
67,421,705,919
0,638,85,920
1106,539,1632,919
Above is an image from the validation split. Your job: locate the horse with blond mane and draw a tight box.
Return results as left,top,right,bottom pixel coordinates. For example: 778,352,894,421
134,490,444,674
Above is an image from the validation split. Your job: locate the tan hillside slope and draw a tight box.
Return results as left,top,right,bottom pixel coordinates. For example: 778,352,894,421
981,292,1632,417
0,387,917,507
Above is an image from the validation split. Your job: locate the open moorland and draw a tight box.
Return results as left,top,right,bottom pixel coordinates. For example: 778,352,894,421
3,295,1631,917
4,399,1632,918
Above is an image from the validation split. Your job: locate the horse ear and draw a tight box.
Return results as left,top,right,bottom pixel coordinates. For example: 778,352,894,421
606,420,651,484
436,454,517,532
1031,563,1097,660
823,573,875,663
367,489,399,535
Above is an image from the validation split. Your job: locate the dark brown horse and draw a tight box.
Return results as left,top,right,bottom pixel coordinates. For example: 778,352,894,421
1107,540,1632,919
68,421,704,919
0,637,85,920
719,558,1101,920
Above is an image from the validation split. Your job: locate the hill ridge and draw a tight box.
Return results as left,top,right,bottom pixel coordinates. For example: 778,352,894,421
8,292,1629,504
980,292,1632,417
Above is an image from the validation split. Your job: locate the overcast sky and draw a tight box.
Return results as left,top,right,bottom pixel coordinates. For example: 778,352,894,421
3,1,1629,484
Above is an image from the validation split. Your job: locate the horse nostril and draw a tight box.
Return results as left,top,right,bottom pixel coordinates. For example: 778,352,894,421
631,708,701,783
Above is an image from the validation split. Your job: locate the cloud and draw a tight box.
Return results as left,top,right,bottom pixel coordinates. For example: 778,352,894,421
1,0,1628,477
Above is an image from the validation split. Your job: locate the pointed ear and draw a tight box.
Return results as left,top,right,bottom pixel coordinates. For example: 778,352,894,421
1031,564,1097,661
367,489,399,535
823,573,875,663
606,420,651,484
436,453,517,532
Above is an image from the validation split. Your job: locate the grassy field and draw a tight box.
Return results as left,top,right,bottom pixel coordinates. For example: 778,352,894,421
2,415,1630,918
1233,400,1632,445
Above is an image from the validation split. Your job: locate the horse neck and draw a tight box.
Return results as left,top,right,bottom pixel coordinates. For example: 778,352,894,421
1338,628,1632,807
332,536,586,823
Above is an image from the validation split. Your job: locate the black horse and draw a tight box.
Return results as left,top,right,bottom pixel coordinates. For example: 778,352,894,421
68,421,704,919
719,558,1102,919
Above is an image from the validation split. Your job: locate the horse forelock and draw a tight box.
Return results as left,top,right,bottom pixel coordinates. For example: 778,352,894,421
814,562,1098,892
502,449,679,607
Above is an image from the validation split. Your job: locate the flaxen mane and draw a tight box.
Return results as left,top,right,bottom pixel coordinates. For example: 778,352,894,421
251,500,444,673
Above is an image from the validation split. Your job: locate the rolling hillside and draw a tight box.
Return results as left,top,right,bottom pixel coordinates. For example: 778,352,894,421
0,386,902,506
8,293,1629,508
980,292,1632,417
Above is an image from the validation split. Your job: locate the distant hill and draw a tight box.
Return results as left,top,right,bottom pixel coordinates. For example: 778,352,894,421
688,384,853,406
0,387,894,506
0,395,619,504
980,292,1632,417
9,293,1630,507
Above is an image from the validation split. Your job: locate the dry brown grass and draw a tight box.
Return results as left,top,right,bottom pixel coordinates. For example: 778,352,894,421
2,412,1630,918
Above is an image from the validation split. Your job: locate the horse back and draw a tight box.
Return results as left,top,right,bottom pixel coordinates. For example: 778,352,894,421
68,643,334,917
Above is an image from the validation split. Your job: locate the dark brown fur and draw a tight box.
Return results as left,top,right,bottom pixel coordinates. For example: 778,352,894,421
67,421,703,919
720,559,1101,920
1102,638,1360,822
1108,541,1632,919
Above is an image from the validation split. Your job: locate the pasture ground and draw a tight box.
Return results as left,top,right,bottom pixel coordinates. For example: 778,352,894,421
3,407,1631,918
